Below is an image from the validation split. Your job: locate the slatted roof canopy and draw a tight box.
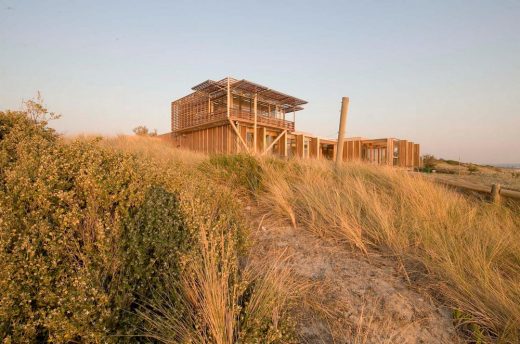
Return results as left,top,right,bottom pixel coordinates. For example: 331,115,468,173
191,77,308,111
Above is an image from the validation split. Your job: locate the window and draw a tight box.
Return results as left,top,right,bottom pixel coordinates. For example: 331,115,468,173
246,132,254,149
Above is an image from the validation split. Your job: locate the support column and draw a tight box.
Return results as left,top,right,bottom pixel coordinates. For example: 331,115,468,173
386,138,393,165
414,143,420,167
226,77,230,118
407,142,414,167
253,93,258,154
296,135,304,158
279,131,288,157
257,127,266,153
310,137,320,159
398,140,407,167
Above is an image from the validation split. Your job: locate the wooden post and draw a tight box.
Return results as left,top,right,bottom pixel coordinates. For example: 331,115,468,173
253,93,258,153
257,127,266,153
386,138,393,165
226,77,231,118
279,131,287,157
336,97,350,165
228,119,249,153
491,183,501,204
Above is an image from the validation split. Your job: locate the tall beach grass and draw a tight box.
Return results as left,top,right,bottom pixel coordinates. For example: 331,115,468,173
254,158,520,342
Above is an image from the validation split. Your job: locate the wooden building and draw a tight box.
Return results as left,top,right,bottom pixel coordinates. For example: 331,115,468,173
163,77,421,168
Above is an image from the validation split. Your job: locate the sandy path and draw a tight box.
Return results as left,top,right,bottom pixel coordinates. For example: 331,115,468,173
250,223,461,344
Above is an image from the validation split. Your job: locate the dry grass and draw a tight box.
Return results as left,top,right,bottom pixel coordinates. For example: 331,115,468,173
138,225,297,344
68,134,207,167
76,136,519,342
257,158,520,342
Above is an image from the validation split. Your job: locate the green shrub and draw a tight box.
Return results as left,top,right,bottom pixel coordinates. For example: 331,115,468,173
0,110,196,341
422,154,437,169
0,109,292,343
467,164,479,174
204,154,263,194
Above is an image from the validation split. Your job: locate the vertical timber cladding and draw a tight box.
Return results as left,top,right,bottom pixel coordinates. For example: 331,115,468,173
398,140,408,167
240,125,248,153
386,138,394,165
407,141,414,167
342,139,362,161
296,134,304,157
339,139,362,162
413,143,421,167
310,137,320,158
257,127,266,153
175,124,235,154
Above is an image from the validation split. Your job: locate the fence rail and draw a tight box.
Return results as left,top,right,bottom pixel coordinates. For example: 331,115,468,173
433,178,520,203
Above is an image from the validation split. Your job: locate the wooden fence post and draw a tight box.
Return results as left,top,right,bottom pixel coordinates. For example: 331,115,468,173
491,183,501,204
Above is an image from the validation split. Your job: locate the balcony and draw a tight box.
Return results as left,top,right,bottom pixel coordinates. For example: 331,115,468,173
229,109,295,131
174,109,295,132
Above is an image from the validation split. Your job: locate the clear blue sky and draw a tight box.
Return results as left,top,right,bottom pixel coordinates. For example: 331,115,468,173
1,0,519,164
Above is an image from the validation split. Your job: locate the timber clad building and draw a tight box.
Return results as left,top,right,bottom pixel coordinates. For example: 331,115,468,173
163,77,421,168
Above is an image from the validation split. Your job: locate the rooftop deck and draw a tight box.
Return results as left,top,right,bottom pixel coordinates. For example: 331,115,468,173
172,77,303,133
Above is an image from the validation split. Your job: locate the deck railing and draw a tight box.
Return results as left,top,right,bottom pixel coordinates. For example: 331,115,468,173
176,109,295,131
229,109,295,131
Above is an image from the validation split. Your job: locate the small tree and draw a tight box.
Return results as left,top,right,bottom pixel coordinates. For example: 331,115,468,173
422,154,437,169
23,91,61,123
133,126,157,137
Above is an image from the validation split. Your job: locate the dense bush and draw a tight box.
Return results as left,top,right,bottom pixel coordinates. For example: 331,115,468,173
422,154,437,170
0,110,194,341
0,109,294,343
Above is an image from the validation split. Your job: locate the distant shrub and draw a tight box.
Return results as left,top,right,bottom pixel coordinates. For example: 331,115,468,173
422,154,437,169
133,125,157,136
467,164,479,174
444,159,459,165
435,168,457,175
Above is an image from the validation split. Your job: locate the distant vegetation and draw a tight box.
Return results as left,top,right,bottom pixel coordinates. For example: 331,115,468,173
421,155,520,191
422,154,437,171
133,125,158,137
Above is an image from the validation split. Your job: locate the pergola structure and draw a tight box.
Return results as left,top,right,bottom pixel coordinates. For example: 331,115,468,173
162,77,421,168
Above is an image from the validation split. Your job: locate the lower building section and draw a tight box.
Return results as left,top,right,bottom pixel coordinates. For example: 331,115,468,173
159,122,421,168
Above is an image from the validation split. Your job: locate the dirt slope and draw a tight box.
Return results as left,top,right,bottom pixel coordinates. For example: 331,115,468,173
250,223,462,344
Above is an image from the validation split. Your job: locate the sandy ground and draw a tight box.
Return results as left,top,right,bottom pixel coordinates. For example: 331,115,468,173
250,223,462,344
